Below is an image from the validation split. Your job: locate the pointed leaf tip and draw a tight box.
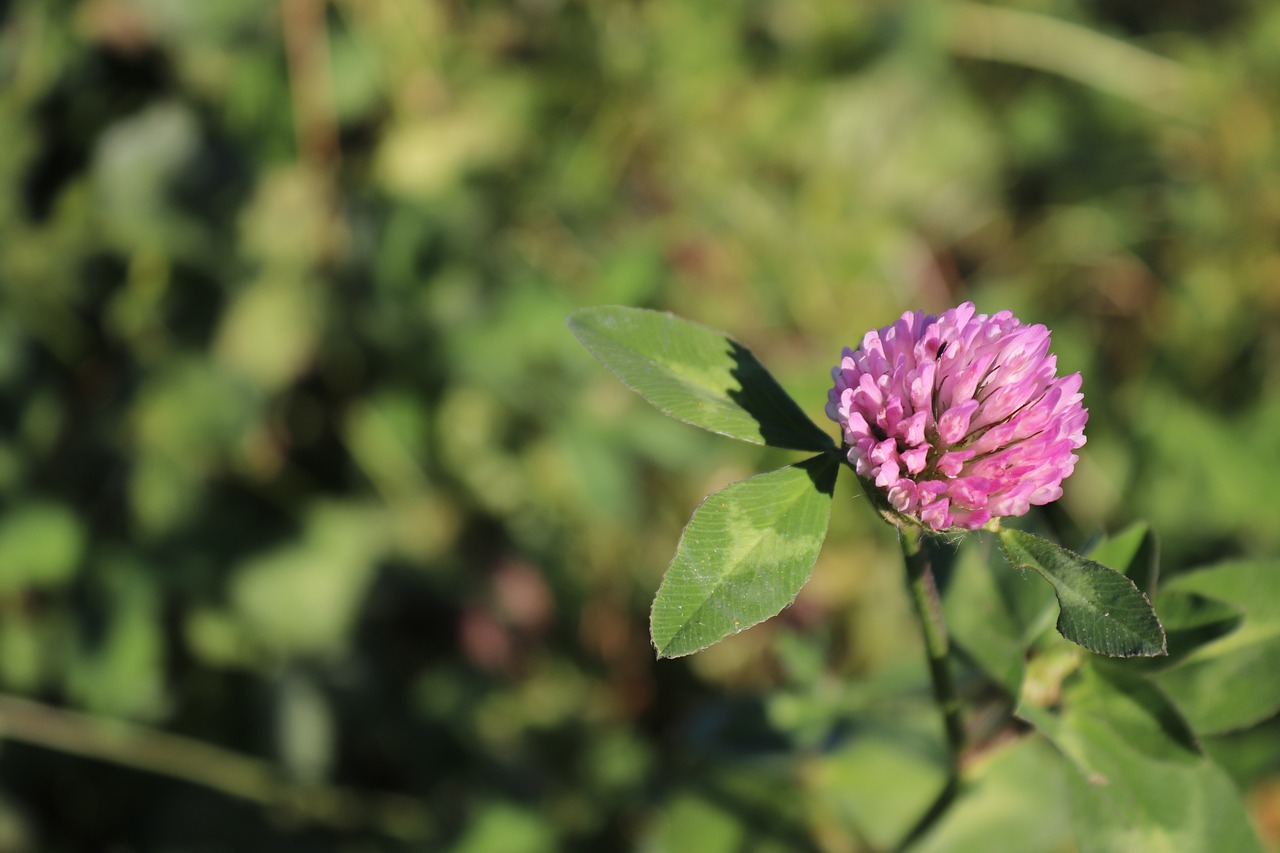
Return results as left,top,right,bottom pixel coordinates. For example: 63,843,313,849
999,528,1166,658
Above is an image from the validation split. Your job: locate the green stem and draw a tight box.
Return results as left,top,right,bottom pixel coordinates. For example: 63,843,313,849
896,527,964,849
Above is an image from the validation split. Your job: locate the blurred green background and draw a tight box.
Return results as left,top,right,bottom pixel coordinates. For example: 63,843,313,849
2,0,1280,849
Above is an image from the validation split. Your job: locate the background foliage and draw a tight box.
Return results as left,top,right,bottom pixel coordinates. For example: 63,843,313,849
2,0,1280,849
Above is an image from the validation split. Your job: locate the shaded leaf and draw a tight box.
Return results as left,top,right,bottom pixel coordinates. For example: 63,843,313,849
811,710,950,851
650,455,837,658
1152,590,1243,661
1154,560,1280,734
999,529,1165,658
1018,664,1264,853
568,306,834,451
913,736,1073,853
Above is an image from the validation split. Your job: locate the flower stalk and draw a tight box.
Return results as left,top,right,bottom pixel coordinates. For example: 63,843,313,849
897,526,964,848
900,527,965,765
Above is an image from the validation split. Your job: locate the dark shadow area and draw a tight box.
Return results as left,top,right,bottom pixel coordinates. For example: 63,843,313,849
725,340,835,453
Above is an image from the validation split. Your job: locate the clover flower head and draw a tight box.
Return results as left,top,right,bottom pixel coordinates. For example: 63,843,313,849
826,302,1087,531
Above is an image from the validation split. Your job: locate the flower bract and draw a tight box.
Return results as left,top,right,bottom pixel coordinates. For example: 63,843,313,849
826,302,1087,531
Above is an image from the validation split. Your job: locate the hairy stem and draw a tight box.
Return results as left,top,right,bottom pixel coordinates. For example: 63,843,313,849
896,527,964,849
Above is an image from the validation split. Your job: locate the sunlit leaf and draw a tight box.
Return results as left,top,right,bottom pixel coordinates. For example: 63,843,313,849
453,801,556,853
650,455,837,658
230,502,389,656
568,306,834,451
0,503,85,592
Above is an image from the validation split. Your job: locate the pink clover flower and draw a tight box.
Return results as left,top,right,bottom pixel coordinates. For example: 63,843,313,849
826,302,1087,531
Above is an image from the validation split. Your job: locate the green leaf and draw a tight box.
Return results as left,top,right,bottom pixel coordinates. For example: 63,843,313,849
947,525,1160,696
653,764,811,853
1151,590,1242,661
650,792,748,853
1018,664,1265,853
230,502,388,656
0,503,85,592
1085,521,1159,597
912,736,1074,853
453,802,556,853
650,455,837,658
811,709,950,851
1153,560,1280,734
943,534,1055,696
568,306,834,451
998,528,1166,658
